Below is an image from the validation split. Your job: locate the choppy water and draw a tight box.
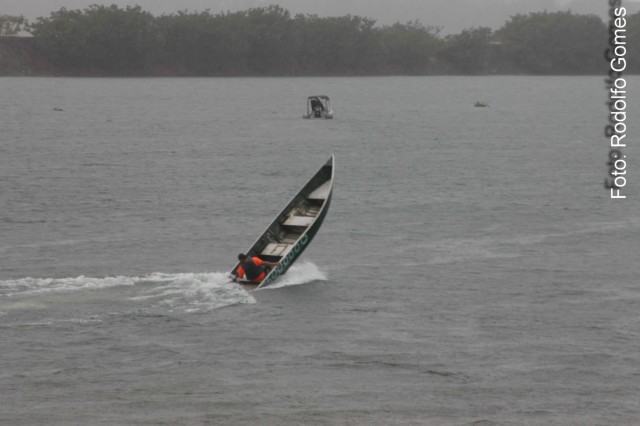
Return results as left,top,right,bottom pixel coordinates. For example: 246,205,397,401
1,76,639,425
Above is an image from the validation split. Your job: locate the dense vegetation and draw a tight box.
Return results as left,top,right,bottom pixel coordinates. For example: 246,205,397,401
0,14,26,36
2,5,639,76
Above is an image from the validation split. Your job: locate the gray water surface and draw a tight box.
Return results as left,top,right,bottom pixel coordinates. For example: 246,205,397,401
1,76,638,425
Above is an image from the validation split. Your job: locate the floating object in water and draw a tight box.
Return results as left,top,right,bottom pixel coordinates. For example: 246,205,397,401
230,155,335,290
303,95,334,119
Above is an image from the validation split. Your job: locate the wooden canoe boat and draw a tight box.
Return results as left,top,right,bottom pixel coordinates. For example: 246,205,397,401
231,155,334,289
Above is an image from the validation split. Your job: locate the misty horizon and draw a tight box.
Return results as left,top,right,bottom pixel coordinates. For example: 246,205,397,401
4,0,640,34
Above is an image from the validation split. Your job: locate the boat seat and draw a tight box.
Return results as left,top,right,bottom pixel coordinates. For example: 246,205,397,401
279,232,301,244
262,243,290,257
283,215,315,227
308,181,331,200
305,206,320,216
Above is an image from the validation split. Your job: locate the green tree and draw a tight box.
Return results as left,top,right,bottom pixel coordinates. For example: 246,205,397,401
290,14,379,74
28,8,90,71
16,5,627,76
156,10,219,74
243,6,294,74
0,15,27,36
30,5,158,75
439,27,494,74
378,21,442,74
496,11,606,74
156,6,296,75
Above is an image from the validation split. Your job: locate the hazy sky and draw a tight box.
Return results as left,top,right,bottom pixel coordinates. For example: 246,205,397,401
3,0,639,34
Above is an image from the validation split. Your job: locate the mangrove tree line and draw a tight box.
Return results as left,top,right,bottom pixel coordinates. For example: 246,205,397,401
12,4,640,75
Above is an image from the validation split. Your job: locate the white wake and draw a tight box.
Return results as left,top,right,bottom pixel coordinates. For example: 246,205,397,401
0,262,328,313
261,261,328,290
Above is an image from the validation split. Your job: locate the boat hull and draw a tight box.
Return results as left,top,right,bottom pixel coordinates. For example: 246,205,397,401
231,155,334,289
303,110,334,119
259,190,332,287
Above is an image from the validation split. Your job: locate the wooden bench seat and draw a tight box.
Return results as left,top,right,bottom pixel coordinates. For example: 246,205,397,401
262,242,291,257
283,215,315,227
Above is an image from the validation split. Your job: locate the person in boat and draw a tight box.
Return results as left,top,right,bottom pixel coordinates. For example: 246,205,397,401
310,97,324,112
235,253,279,283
